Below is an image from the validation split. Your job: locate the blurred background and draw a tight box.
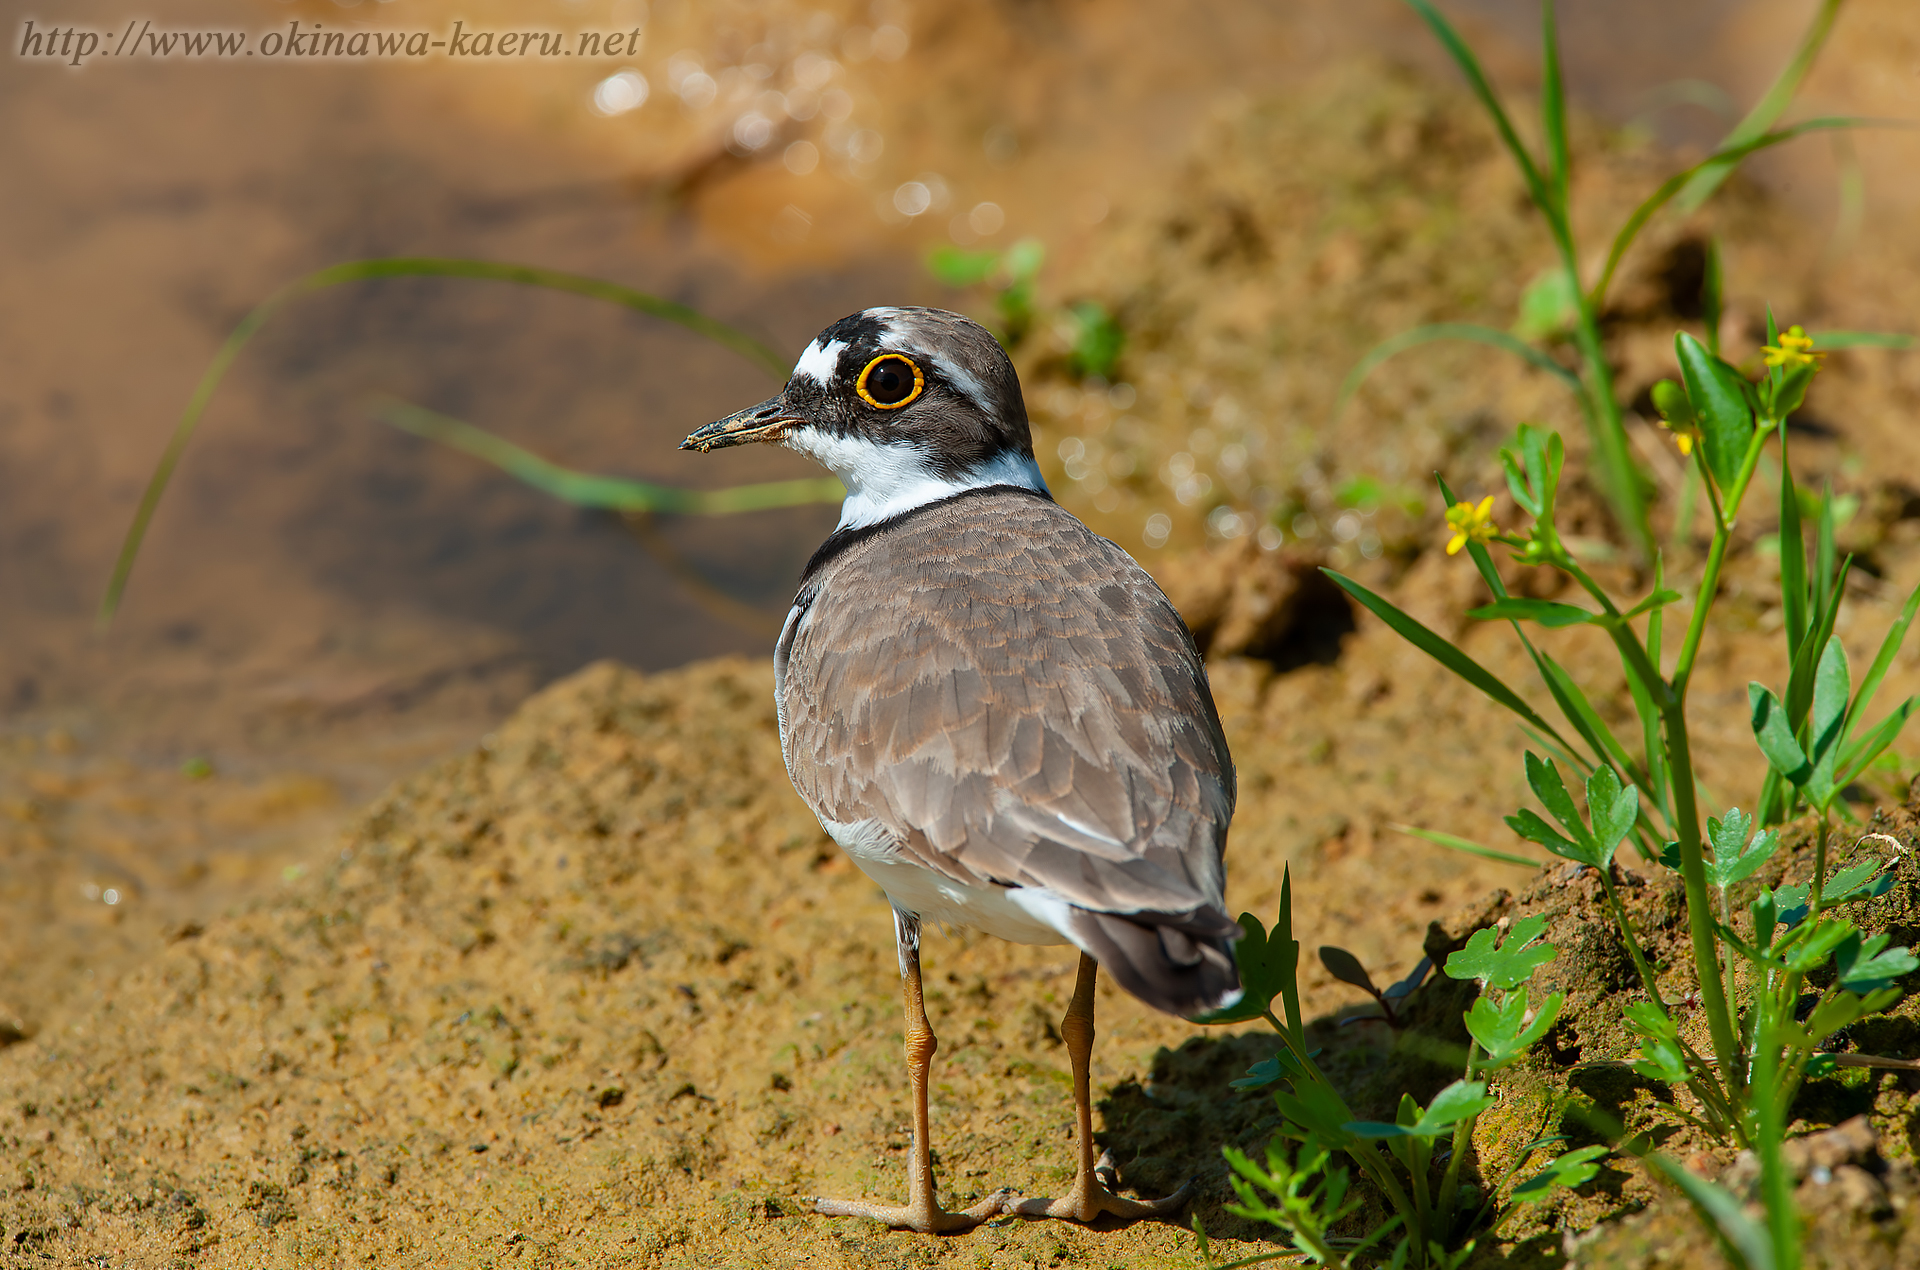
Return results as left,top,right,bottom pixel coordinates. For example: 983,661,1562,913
2,0,1916,1029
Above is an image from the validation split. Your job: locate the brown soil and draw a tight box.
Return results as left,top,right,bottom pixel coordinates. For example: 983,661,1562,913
7,0,1920,1266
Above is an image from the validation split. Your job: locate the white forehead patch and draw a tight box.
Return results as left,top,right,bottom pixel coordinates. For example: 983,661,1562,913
792,337,847,386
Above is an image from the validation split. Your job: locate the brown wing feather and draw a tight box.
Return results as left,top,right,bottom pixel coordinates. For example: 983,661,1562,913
778,490,1235,921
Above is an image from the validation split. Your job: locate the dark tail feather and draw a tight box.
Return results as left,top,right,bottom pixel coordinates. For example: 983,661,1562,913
1065,906,1242,1017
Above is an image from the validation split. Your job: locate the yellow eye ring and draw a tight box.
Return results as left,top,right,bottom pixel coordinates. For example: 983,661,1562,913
855,353,925,409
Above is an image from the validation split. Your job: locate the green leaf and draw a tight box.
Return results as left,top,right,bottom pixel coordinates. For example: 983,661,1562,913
1510,1145,1608,1202
1229,1049,1306,1091
1649,379,1697,427
1772,361,1817,420
1622,1002,1695,1084
1823,858,1894,905
1193,910,1289,1025
1445,914,1558,991
1507,809,1591,864
1586,765,1641,864
1784,917,1856,974
1623,999,1678,1040
1002,238,1045,280
1324,571,1563,739
1805,638,1851,804
1524,753,1598,851
1318,946,1379,997
1703,809,1780,890
1274,1080,1356,1141
1836,932,1919,994
1631,1035,1692,1085
1787,556,1852,734
1514,269,1577,341
1467,989,1565,1070
1345,1080,1494,1139
1674,332,1755,492
1770,881,1811,930
1749,684,1811,784
924,244,1001,288
1467,598,1595,628
1066,301,1124,380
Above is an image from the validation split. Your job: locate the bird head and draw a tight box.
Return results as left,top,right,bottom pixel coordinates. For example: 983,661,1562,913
681,307,1049,529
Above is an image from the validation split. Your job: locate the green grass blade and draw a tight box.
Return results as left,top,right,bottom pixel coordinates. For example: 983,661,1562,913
1779,433,1809,658
1818,331,1916,350
1400,0,1550,211
1675,0,1844,214
1843,576,1920,750
1590,118,1879,311
1540,0,1571,216
1646,1152,1778,1270
1391,823,1539,869
1838,696,1920,788
1787,556,1852,730
376,400,843,515
99,257,788,627
1815,484,1839,617
1324,569,1565,741
1533,648,1646,789
1333,323,1582,427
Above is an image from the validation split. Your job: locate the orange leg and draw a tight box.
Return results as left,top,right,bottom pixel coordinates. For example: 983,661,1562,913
1007,953,1192,1223
812,911,1009,1232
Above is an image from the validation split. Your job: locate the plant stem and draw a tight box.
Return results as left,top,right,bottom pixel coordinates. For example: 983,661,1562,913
1436,1039,1482,1239
1562,260,1653,558
1750,1008,1802,1270
1661,698,1743,1093
1810,815,1832,916
1258,1006,1424,1237
1597,871,1668,1012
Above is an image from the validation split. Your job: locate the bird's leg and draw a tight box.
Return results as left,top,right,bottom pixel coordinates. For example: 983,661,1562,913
1008,953,1193,1223
811,909,1009,1232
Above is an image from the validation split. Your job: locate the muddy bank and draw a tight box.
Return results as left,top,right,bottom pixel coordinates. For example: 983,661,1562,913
0,628,1543,1267
7,7,1920,1265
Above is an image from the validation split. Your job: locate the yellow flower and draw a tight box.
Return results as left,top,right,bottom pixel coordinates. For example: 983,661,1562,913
1762,325,1826,372
1445,496,1498,556
1674,432,1694,456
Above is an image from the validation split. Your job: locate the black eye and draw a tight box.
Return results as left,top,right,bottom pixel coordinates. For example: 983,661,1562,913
855,353,924,409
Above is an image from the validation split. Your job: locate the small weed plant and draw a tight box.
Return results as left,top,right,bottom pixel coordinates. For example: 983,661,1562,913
1200,2,1918,1268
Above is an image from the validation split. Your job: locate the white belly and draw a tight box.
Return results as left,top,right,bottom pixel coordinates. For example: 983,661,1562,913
822,817,1074,947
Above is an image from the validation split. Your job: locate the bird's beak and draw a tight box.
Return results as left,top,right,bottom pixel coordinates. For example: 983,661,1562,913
679,392,803,453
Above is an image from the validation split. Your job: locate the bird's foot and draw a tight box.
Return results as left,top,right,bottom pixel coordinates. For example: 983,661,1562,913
811,1188,1013,1233
1005,1150,1192,1224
